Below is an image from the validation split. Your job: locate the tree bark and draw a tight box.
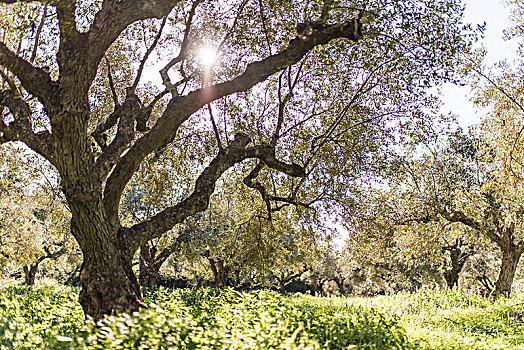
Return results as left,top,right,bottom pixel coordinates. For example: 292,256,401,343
23,264,38,286
71,210,145,319
443,247,470,289
278,279,286,293
333,276,346,294
492,246,522,297
139,244,160,287
78,241,144,318
215,261,229,288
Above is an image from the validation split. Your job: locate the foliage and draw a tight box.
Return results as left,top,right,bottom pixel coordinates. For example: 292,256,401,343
0,286,412,349
4,286,524,349
0,144,73,278
0,286,83,349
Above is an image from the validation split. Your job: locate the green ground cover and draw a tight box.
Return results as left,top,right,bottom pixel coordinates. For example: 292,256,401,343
350,288,524,349
1,286,523,349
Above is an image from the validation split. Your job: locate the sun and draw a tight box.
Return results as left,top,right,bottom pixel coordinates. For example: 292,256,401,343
198,46,217,69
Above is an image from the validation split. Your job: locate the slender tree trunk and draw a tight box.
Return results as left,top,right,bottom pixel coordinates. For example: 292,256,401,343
139,244,160,287
215,261,229,288
492,246,522,297
334,276,346,294
278,279,286,293
23,264,38,286
443,248,469,289
208,256,229,288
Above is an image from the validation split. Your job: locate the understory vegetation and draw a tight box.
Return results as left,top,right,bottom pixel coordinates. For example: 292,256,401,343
2,286,524,349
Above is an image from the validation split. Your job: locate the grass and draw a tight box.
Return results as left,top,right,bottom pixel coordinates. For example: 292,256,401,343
1,285,523,349
349,288,524,349
0,286,409,349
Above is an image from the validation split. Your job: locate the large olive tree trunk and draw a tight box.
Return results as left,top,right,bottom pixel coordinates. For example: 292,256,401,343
70,206,145,317
79,244,144,317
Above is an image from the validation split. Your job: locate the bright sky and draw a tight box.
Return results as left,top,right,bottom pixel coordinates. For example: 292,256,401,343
441,0,521,129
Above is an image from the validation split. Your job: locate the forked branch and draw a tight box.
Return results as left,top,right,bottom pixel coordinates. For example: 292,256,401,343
127,133,305,250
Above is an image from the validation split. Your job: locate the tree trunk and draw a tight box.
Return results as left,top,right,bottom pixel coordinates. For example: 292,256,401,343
208,256,229,288
23,264,38,286
215,261,229,288
315,280,325,296
71,211,145,319
334,277,346,294
279,279,286,293
79,243,144,318
444,269,460,289
492,246,522,297
139,244,160,287
443,248,469,289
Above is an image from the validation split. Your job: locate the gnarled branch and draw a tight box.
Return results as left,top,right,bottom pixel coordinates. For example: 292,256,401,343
0,89,55,163
440,209,503,247
0,42,56,105
87,0,179,88
103,18,362,225
126,133,305,251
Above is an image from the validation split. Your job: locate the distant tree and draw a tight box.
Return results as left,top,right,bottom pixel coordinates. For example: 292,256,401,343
352,126,524,296
264,224,319,294
0,144,72,285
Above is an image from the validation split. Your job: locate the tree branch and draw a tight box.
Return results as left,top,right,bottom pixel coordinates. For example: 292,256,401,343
103,19,362,224
160,0,202,93
131,16,167,92
95,92,151,181
207,104,223,150
154,231,190,267
29,4,49,65
126,134,305,251
243,161,311,220
0,89,55,163
440,209,503,247
0,42,56,104
53,0,180,94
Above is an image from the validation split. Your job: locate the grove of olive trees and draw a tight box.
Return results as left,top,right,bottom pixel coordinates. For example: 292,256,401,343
0,0,490,322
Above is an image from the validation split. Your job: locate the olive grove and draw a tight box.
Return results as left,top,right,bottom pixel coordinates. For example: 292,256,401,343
0,0,473,318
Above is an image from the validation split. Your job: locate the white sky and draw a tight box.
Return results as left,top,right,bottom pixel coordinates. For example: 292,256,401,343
441,0,521,129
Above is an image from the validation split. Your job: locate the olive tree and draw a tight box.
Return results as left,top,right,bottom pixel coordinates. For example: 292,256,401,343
0,0,472,317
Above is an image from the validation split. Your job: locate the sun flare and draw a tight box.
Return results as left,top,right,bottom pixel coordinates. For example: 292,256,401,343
198,46,217,69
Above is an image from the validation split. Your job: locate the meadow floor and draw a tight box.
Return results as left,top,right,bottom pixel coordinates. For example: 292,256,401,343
1,284,524,349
